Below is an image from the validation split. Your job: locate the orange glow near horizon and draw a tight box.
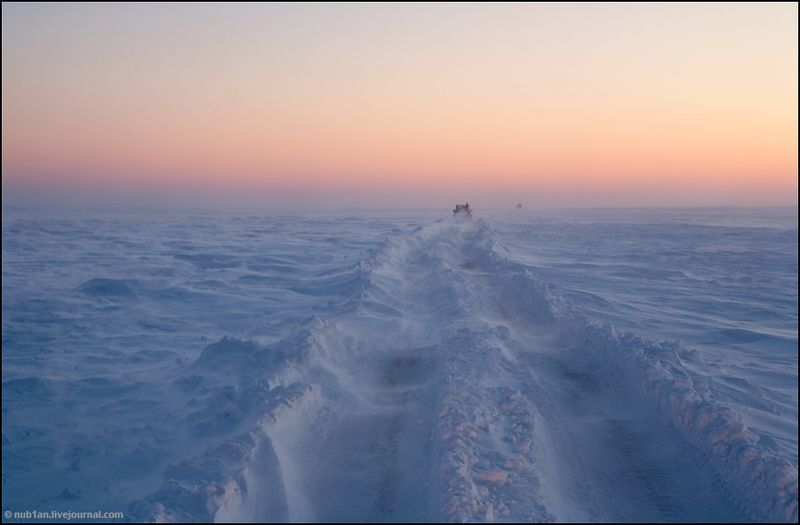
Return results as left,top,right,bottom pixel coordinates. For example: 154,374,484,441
2,3,797,207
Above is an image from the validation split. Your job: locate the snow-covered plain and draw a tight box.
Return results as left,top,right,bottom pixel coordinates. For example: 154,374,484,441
2,207,797,522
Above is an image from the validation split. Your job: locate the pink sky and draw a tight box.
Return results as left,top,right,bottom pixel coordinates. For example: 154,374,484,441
2,3,797,209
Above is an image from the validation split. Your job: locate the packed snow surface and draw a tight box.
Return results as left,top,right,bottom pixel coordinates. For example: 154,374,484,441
3,207,797,522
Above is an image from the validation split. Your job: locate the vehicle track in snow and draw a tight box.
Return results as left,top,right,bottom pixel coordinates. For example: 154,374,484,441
222,220,775,522
457,223,751,522
516,342,749,522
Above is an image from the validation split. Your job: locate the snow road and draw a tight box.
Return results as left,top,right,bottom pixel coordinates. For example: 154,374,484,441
177,220,789,522
4,212,797,522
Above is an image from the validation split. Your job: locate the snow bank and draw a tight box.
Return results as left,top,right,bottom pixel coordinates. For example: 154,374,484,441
131,330,324,521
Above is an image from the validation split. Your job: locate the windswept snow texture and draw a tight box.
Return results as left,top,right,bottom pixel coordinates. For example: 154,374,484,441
2,207,797,523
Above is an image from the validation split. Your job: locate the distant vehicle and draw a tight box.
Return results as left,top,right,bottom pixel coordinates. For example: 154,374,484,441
516,203,523,209
453,203,473,218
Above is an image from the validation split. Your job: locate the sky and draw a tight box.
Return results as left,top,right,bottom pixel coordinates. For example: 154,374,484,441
2,2,798,211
